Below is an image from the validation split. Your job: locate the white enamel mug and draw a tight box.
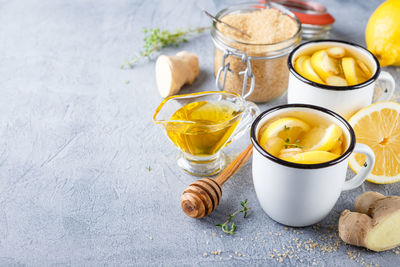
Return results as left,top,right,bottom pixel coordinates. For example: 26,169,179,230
250,104,375,227
287,40,395,119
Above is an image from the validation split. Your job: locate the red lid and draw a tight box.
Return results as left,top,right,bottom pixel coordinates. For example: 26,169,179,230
258,0,335,26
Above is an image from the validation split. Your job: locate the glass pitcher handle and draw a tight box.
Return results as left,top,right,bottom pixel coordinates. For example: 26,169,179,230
228,101,260,144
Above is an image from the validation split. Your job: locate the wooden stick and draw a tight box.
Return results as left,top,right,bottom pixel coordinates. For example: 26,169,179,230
215,144,253,186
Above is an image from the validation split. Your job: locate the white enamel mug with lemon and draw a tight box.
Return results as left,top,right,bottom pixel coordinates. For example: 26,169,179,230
251,104,375,227
287,40,395,119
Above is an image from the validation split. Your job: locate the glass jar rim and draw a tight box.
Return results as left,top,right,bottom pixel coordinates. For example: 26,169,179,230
211,2,302,59
211,2,302,48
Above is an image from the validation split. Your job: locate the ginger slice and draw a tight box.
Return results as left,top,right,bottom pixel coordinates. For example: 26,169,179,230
339,191,400,251
354,191,385,214
278,148,303,159
356,59,372,78
327,47,345,58
155,51,199,98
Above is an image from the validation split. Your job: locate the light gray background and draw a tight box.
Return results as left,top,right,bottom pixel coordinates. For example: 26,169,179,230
0,0,399,266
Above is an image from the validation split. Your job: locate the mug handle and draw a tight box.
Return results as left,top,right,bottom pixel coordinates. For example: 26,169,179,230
375,71,395,102
227,101,259,144
342,143,375,191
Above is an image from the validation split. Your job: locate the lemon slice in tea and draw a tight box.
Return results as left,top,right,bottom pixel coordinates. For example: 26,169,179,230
300,124,342,152
283,151,340,164
259,117,310,149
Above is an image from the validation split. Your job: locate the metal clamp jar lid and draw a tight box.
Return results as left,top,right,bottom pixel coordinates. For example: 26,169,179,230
211,2,302,103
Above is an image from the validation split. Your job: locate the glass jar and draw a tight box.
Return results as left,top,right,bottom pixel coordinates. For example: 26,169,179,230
263,0,334,40
211,2,302,103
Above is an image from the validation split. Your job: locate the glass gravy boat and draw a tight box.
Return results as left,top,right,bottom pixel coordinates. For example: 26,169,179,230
153,91,259,176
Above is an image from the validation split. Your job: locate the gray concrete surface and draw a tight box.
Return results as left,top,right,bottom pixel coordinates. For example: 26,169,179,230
0,0,399,266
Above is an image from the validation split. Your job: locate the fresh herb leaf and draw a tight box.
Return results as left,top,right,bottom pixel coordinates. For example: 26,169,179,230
284,139,304,149
284,143,304,149
123,27,209,68
146,166,151,171
284,125,290,131
240,199,249,218
216,199,250,235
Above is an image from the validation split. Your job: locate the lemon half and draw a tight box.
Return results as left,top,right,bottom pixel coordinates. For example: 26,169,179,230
349,101,400,184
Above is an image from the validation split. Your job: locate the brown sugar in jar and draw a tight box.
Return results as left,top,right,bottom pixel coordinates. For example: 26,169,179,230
211,3,301,103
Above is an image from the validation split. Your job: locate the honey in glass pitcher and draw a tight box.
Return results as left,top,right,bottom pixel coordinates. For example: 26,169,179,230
153,91,259,176
166,100,241,156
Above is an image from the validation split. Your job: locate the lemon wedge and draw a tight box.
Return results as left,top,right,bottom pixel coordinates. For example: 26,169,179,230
284,151,340,164
326,75,348,86
259,117,310,148
302,57,324,84
294,55,309,78
342,57,359,85
300,124,343,152
329,135,344,155
311,50,339,81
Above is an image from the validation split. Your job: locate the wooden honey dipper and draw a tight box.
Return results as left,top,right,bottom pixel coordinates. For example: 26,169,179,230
181,144,253,218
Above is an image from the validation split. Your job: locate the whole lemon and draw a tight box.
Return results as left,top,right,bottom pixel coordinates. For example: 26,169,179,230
366,0,400,66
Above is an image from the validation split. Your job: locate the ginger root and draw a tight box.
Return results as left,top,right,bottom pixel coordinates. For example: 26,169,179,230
155,51,199,98
338,191,400,251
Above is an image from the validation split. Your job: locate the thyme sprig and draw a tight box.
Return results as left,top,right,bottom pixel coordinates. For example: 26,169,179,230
123,27,209,68
284,138,304,149
216,199,250,235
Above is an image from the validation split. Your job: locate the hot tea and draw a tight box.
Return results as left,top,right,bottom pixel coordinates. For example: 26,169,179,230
258,110,347,164
293,45,373,86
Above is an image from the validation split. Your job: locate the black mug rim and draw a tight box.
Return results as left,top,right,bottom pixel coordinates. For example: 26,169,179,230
287,39,381,91
250,104,356,169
